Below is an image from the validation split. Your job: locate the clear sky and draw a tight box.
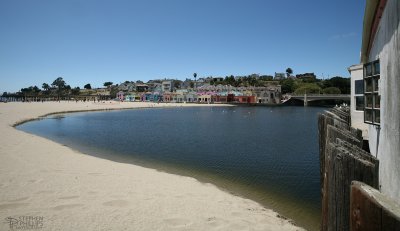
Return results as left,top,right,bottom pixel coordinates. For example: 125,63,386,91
0,0,365,93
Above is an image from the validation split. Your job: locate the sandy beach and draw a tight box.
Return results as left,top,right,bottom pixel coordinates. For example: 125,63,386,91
0,101,303,231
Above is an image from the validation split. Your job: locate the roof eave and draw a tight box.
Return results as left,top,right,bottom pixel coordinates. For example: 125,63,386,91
361,0,388,63
361,0,379,63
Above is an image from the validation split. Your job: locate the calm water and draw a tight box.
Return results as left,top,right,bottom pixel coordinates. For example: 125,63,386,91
17,106,324,230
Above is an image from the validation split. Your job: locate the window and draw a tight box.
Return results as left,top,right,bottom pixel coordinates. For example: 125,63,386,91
355,80,364,94
364,60,380,125
355,96,364,111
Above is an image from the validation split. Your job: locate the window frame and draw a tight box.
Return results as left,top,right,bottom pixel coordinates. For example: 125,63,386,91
363,60,380,126
354,79,364,111
355,96,364,111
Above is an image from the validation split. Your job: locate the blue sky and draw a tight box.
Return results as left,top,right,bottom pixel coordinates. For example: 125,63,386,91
0,0,365,93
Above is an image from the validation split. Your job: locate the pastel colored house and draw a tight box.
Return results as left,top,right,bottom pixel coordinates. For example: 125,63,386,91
163,93,172,102
152,92,162,102
197,92,213,103
234,95,256,104
124,94,136,102
185,92,198,103
116,91,124,101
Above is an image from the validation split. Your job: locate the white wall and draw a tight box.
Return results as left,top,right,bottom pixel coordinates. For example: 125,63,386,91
349,64,368,139
368,0,400,202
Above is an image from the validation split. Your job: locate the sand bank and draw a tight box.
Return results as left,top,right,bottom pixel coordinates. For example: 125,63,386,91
0,101,303,230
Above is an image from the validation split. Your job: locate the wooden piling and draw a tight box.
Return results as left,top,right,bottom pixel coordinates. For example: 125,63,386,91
319,107,379,231
350,181,400,231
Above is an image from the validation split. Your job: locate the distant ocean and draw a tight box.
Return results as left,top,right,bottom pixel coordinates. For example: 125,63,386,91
18,106,325,230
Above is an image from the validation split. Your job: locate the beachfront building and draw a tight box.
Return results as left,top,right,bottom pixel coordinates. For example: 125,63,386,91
234,95,256,104
171,92,183,103
197,92,213,103
162,92,172,102
109,81,282,104
116,91,124,101
124,94,136,102
152,92,162,102
174,89,188,103
211,92,230,103
250,86,282,104
139,92,149,101
162,80,173,92
185,92,198,103
358,0,400,202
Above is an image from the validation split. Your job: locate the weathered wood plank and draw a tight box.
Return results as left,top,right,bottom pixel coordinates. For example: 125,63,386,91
323,138,379,231
350,181,400,231
319,108,378,231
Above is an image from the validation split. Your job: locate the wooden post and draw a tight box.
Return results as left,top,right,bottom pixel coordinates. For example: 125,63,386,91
319,108,379,231
350,181,400,231
325,139,379,230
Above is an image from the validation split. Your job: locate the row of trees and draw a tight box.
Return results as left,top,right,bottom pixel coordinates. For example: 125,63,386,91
3,77,116,100
280,77,350,95
17,77,70,100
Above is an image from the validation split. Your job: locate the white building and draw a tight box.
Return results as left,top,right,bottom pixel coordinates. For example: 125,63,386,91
359,0,400,202
161,80,173,92
348,64,368,139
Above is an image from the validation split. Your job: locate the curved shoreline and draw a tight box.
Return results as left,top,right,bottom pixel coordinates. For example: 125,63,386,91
0,101,304,231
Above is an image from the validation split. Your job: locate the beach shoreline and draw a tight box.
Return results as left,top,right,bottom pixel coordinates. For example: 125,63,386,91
0,101,304,230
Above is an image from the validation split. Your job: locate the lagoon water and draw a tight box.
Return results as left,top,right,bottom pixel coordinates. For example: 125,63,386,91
17,106,325,230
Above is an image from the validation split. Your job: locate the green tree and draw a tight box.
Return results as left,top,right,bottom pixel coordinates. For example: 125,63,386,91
225,75,236,86
294,83,322,95
32,86,41,94
233,78,242,87
103,82,113,87
110,86,119,98
42,83,50,95
20,87,30,99
280,79,295,94
42,83,50,91
193,73,197,89
20,86,41,99
286,68,293,77
84,83,92,90
322,87,341,94
248,76,257,86
322,77,350,94
71,87,80,95
52,77,66,100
